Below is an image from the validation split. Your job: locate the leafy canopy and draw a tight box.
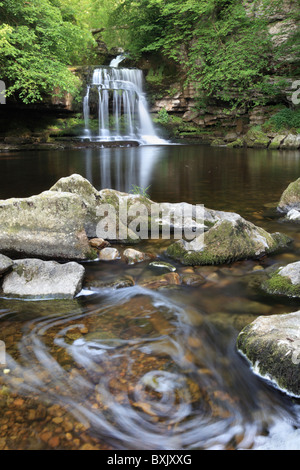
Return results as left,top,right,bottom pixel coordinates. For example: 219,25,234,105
110,0,299,107
0,0,95,103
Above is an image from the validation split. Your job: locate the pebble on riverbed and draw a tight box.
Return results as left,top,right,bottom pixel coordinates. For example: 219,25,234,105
98,247,120,261
89,238,110,250
122,248,154,265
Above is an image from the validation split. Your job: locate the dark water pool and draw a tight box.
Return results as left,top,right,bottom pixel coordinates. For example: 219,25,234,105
0,144,299,450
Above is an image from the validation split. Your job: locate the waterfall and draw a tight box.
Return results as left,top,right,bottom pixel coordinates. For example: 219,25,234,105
83,57,166,145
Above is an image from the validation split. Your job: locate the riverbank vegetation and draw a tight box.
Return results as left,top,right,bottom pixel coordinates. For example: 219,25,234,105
0,1,299,106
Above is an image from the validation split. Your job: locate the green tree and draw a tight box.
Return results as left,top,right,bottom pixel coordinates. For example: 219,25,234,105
110,0,299,108
0,0,95,103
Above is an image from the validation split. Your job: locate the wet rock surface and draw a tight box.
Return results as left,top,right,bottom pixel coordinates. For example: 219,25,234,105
1,259,85,300
166,212,291,266
98,247,120,261
0,255,13,276
278,178,300,211
123,248,152,265
0,190,97,261
277,178,300,221
237,310,300,397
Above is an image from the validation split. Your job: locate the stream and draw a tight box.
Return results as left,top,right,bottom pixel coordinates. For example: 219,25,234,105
0,143,300,450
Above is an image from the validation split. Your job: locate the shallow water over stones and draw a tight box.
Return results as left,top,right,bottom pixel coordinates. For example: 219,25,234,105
0,144,300,450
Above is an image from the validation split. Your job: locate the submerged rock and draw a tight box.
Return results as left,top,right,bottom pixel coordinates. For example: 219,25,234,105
237,311,300,397
0,254,13,276
0,191,97,261
1,259,85,299
166,212,291,266
148,261,177,272
262,261,300,297
140,272,181,289
85,276,135,290
181,273,205,286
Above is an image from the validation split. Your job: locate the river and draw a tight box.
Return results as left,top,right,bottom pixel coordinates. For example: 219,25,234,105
0,143,299,450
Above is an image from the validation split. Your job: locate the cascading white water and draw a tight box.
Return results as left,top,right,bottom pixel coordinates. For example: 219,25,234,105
83,56,166,145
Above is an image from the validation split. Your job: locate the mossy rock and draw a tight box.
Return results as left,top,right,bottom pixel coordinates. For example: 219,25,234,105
263,272,300,297
262,261,300,298
0,190,97,260
244,127,270,148
210,138,226,147
166,214,291,266
227,138,244,148
237,310,300,397
277,178,300,213
268,134,287,149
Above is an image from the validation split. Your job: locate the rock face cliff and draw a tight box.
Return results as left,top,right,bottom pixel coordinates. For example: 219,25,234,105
145,0,299,139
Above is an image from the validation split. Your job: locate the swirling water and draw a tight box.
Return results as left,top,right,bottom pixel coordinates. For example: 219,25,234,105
0,144,300,450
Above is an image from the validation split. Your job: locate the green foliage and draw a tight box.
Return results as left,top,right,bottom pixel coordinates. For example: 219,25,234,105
1,0,298,108
0,0,95,103
266,107,300,132
146,66,165,87
60,0,124,50
263,271,300,298
129,184,151,199
156,108,170,124
110,0,299,108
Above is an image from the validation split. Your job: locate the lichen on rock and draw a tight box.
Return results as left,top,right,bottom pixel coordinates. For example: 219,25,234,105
237,311,300,397
277,178,300,214
0,190,97,260
1,258,85,299
166,212,291,266
262,261,300,298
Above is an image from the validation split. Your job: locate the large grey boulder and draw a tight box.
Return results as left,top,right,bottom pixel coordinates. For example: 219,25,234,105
0,254,13,276
50,179,146,242
280,134,300,150
0,174,290,265
166,212,291,265
0,191,97,260
50,174,102,238
93,182,291,265
1,258,85,299
237,311,300,397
